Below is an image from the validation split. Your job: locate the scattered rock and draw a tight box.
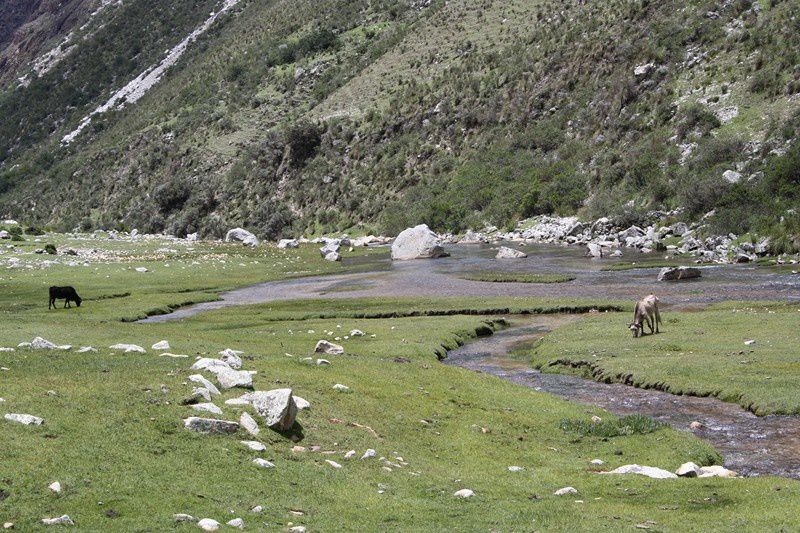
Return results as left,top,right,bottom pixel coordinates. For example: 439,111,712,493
188,374,220,395
41,515,74,526
30,337,58,350
183,417,239,434
586,243,603,258
332,384,350,392
76,346,97,353
48,481,62,493
744,339,756,346
277,239,299,249
554,487,578,496
316,359,330,366
344,450,356,459
174,514,195,523
151,340,170,350
690,421,703,430
253,458,275,469
191,403,223,415
240,412,260,436
602,464,677,479
349,329,365,337
507,466,524,472
454,489,475,498
240,440,267,451
495,246,527,259
4,413,44,425
676,462,701,477
315,340,344,355
323,251,341,262
361,449,376,460
218,349,243,369
293,396,311,410
698,465,738,478
590,459,605,466
391,224,446,260
225,228,259,246
215,367,253,390
325,460,342,469
657,266,702,281
227,518,245,529
109,343,146,353
197,518,221,531
251,389,297,431
723,169,742,183
135,267,149,273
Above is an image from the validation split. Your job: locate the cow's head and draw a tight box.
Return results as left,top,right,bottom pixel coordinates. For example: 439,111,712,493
74,295,82,307
629,322,641,338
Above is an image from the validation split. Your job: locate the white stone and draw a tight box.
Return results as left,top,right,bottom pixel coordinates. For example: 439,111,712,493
189,374,220,395
325,460,342,469
293,396,311,410
240,412,260,436
602,464,677,479
41,515,74,526
723,169,742,183
5,413,44,425
590,459,605,466
332,384,350,392
218,348,243,369
151,340,170,350
48,481,62,493
31,337,58,350
174,514,195,522
191,358,230,372
349,329,365,337
197,518,221,531
215,366,253,390
251,389,297,431
361,449,376,460
227,518,245,529
507,466,524,472
253,458,275,469
277,239,299,249
109,343,146,353
315,340,344,355
76,346,97,353
135,267,149,273
676,462,701,477
324,251,341,262
225,398,250,406
495,246,527,259
391,224,446,260
344,450,356,459
240,440,266,451
698,465,738,478
316,359,330,366
554,487,578,496
191,402,223,415
160,353,188,358
225,228,259,246
454,489,475,498
183,417,239,434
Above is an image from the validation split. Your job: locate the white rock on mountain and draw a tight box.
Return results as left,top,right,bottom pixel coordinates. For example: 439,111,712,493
109,343,146,353
361,449,376,460
657,266,702,281
349,329,365,337
189,374,220,395
251,388,297,431
293,396,311,410
215,366,253,390
5,413,44,425
227,518,245,529
319,242,340,257
192,357,231,373
554,487,578,496
586,243,603,258
240,440,266,451
183,417,239,434
324,251,342,262
76,346,97,353
173,513,195,522
31,337,58,350
277,239,299,249
332,384,350,392
698,465,738,478
315,340,344,355
454,489,474,498
676,462,700,477
325,460,342,469
602,464,677,479
391,224,446,260
197,518,221,531
240,412,260,436
151,340,170,350
495,246,528,259
253,458,275,469
0,231,8,239
458,230,484,244
48,481,62,493
191,403,223,415
41,515,74,526
225,228,259,246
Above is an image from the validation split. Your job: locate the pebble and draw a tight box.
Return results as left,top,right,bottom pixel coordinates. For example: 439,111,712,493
241,440,267,451
48,481,62,493
253,458,275,469
554,487,578,496
227,518,244,529
325,460,343,469
332,384,350,392
454,489,475,498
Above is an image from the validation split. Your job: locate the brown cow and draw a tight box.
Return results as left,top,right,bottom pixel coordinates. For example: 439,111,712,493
629,294,661,337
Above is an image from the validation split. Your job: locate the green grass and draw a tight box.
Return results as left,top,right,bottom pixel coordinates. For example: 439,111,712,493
601,261,693,272
459,271,575,283
529,303,800,416
560,414,667,439
1,238,800,530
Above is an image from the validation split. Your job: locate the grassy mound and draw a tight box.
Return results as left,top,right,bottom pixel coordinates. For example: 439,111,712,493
460,271,575,283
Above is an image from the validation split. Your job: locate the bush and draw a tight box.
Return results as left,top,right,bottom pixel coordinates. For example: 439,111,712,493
25,226,45,236
560,414,666,439
286,121,322,166
44,244,57,255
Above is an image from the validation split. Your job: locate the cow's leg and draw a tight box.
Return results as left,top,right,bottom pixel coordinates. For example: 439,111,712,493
64,300,69,308
48,298,53,309
648,313,655,334
644,316,652,335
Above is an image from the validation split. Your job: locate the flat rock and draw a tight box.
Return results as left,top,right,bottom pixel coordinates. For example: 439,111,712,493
76,346,97,353
151,340,170,350
698,465,738,478
41,515,74,526
253,458,275,469
191,402,223,415
676,462,700,477
315,340,344,355
191,358,230,372
197,518,221,531
31,337,58,350
554,487,578,496
215,367,253,390
240,440,266,451
173,514,195,522
227,518,245,529
495,246,527,259
391,224,446,260
657,266,701,281
454,489,474,498
251,388,297,431
183,417,239,434
109,343,146,353
188,374,220,395
603,464,677,479
5,413,44,425
240,412,260,436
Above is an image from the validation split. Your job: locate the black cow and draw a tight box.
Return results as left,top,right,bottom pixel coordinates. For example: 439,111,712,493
49,286,82,309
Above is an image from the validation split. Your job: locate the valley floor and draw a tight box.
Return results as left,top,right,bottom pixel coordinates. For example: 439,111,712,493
1,234,799,530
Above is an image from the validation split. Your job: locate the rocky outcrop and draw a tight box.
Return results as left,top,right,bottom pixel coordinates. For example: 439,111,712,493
251,388,297,431
391,225,446,260
225,228,259,246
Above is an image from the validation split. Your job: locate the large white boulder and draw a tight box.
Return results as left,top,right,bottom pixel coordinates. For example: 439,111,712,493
602,464,677,479
495,246,527,259
277,239,299,249
225,228,259,246
315,340,344,355
657,266,702,281
5,413,44,425
391,224,446,260
251,388,297,431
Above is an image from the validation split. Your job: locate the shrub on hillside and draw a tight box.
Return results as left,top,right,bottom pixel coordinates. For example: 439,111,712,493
286,121,322,166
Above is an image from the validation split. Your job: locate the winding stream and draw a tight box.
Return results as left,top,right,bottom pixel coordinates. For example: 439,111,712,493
142,243,800,478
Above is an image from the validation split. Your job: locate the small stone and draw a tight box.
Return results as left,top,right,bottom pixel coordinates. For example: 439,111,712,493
344,450,356,459
240,412,260,436
215,367,253,390
183,417,239,434
507,466,524,472
48,481,62,493
189,374,220,395
602,464,677,479
316,359,330,366
251,388,297,431
289,527,306,533
197,518,220,531
326,460,343,469
174,514,195,523
76,346,97,353
31,337,58,350
41,515,74,526
293,396,311,410
590,459,605,466
689,421,703,430
361,449,376,460
227,518,244,529
349,329,365,336
2,523,12,530
676,462,700,477
241,440,266,451
292,446,306,453
253,458,275,469
554,487,578,496
591,415,602,423
135,267,149,273
315,340,344,355
744,340,756,346
5,413,44,425
218,348,243,369
151,340,170,350
332,384,350,392
698,465,738,478
454,489,475,498
250,506,263,514
109,343,146,353
191,402,223,415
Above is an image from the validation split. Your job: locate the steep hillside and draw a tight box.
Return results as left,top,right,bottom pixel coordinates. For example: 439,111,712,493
0,0,798,249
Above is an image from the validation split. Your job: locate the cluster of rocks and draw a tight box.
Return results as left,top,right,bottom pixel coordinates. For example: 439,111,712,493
600,462,738,479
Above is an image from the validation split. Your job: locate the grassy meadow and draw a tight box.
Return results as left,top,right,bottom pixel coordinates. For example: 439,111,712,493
0,237,799,530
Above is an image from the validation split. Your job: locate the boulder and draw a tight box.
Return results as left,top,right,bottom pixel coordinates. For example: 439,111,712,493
151,340,170,350
251,388,297,431
319,242,340,258
218,349,243,369
240,412,260,436
30,337,58,350
324,251,341,262
109,343,146,353
454,489,474,498
602,464,677,479
315,340,344,355
183,417,239,434
698,465,738,478
495,246,528,259
586,243,603,258
5,413,44,425
41,515,74,526
225,228,259,246
197,518,221,531
215,367,253,390
349,329,365,337
391,224,446,260
657,266,702,281
277,239,299,249
676,462,700,477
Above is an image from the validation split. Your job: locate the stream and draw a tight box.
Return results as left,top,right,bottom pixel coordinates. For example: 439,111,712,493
141,243,800,478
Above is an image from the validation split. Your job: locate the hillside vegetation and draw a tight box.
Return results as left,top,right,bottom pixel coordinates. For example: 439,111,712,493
0,0,798,246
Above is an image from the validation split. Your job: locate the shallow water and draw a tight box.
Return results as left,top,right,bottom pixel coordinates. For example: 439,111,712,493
443,316,800,479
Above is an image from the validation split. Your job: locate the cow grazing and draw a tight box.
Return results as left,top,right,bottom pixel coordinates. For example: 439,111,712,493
629,294,661,337
49,286,82,309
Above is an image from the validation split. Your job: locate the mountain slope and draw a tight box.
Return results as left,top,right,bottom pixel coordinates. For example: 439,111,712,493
0,0,798,248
